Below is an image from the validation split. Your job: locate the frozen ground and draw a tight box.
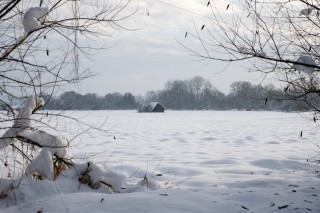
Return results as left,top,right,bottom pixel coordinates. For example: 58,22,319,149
1,110,319,213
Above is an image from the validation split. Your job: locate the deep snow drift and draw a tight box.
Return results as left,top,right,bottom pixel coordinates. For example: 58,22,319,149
0,110,319,213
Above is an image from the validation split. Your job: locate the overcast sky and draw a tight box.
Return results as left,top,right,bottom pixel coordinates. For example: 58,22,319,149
73,0,268,96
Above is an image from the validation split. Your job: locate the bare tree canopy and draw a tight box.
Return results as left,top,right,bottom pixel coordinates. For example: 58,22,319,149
0,0,140,105
187,0,320,114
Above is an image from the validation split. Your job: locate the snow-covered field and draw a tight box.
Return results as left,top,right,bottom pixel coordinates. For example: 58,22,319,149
1,110,319,213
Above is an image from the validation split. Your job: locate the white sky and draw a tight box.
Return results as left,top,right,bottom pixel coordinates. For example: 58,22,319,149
73,0,270,96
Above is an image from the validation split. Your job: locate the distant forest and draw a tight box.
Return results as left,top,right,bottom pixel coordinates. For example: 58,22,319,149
41,76,309,111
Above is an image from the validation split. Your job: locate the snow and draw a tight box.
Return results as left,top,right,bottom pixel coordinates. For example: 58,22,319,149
149,102,159,110
293,55,317,75
237,46,249,54
0,96,44,149
300,8,313,17
0,110,319,212
0,96,68,181
0,128,16,150
23,7,49,33
20,129,68,180
258,50,267,57
18,130,67,158
26,148,54,180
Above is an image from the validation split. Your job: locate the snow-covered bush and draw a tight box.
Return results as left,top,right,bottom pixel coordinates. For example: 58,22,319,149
0,95,161,205
0,0,150,206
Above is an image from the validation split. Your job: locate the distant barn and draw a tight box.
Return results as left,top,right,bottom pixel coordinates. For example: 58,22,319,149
138,102,165,113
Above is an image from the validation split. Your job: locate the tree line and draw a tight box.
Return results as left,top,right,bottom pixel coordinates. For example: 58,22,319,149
39,76,309,111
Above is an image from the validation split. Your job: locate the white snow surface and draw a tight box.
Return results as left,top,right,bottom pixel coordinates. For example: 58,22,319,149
1,110,319,213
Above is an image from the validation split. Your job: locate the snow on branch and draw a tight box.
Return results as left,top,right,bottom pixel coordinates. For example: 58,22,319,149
74,162,127,192
293,55,317,75
23,7,49,33
0,95,44,149
257,50,266,58
22,130,69,180
300,8,313,17
0,95,69,180
237,46,250,55
14,95,44,129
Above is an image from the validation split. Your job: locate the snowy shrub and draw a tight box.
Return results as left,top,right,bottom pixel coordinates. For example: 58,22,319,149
0,96,161,205
137,175,161,190
0,0,150,206
72,161,127,192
